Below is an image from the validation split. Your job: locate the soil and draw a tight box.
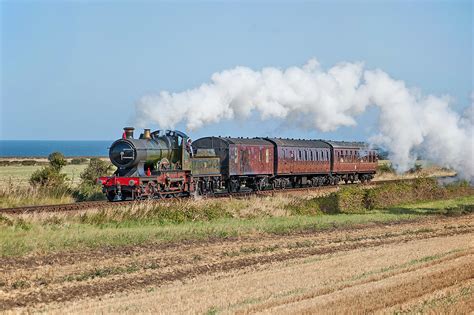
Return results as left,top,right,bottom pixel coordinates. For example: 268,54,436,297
1,214,473,314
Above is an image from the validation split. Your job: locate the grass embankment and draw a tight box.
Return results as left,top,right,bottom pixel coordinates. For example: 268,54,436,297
1,178,472,257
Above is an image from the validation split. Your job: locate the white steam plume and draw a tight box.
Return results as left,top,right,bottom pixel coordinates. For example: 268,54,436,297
135,59,474,180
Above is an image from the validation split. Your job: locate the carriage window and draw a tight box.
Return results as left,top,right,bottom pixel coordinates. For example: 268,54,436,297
266,149,269,163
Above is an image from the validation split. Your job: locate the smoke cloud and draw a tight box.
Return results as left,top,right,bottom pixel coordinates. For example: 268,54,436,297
135,59,473,180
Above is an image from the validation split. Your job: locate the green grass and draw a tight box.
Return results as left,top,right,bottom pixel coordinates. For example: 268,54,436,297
388,196,474,214
0,164,88,187
0,185,75,208
1,195,472,257
0,163,104,208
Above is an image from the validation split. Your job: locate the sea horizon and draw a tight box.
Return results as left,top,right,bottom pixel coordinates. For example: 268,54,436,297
0,140,113,157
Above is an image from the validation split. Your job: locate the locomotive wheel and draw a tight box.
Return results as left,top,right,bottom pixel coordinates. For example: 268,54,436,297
106,191,116,202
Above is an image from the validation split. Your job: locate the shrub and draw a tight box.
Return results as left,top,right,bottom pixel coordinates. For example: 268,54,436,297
70,158,88,165
29,151,69,192
21,160,37,166
315,194,339,214
408,163,423,174
30,166,67,188
48,152,67,171
337,186,366,213
377,163,395,174
364,177,472,210
80,158,113,185
365,181,416,209
285,198,323,216
285,186,366,215
74,158,114,201
30,166,68,195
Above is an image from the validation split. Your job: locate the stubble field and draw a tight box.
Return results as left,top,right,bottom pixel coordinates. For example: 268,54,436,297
1,198,473,314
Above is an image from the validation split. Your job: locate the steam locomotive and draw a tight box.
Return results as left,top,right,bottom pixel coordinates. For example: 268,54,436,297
98,127,377,201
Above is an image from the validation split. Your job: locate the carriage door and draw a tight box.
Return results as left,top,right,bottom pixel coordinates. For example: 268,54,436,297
289,149,295,173
240,147,249,175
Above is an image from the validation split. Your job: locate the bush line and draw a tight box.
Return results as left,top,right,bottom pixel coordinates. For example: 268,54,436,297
286,178,473,214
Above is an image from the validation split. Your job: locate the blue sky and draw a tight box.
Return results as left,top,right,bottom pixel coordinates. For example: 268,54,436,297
1,0,472,140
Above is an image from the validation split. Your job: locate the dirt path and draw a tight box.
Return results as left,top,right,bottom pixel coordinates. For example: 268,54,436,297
1,214,473,314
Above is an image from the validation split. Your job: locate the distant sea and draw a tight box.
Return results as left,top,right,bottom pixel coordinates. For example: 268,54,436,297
0,140,112,157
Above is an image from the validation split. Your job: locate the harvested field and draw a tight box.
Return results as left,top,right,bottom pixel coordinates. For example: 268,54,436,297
1,213,473,314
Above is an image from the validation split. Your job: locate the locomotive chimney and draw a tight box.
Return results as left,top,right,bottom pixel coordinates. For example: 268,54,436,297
123,127,135,139
143,128,151,139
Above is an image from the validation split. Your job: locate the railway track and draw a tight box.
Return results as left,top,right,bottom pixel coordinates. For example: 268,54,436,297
0,177,450,215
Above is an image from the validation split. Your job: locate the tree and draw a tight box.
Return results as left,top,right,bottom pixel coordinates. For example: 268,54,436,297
30,166,67,187
80,158,113,185
75,158,114,200
48,152,67,171
30,151,69,194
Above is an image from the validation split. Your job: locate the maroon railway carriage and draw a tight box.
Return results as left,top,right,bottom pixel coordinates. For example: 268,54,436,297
264,138,332,187
326,141,377,183
192,137,274,192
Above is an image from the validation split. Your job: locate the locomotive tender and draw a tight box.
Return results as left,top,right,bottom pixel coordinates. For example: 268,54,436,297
98,127,377,201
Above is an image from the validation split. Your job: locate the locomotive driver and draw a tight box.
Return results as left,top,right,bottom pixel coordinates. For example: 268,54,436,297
186,138,194,157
